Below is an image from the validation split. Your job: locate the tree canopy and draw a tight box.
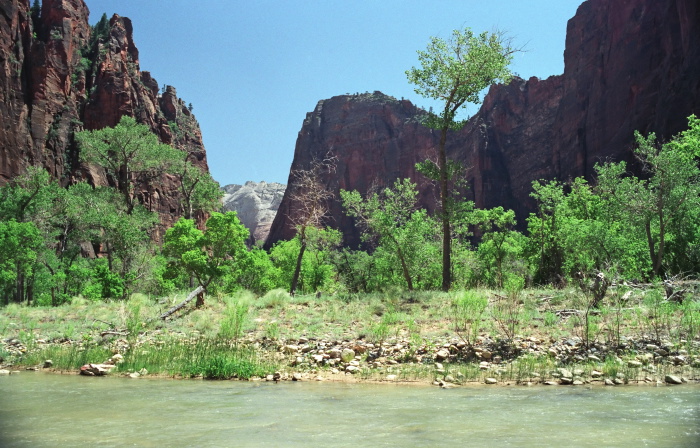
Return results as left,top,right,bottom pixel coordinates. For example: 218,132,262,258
407,28,517,291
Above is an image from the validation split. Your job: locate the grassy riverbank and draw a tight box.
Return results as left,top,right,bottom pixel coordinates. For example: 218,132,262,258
2,285,699,386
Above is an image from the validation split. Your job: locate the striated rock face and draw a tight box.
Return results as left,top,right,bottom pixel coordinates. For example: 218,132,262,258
0,0,209,237
267,0,700,248
222,181,286,245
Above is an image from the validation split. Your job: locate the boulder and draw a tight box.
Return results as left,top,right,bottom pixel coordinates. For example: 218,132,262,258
664,375,683,385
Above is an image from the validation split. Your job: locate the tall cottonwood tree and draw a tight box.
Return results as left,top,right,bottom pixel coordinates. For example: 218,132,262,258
407,29,516,291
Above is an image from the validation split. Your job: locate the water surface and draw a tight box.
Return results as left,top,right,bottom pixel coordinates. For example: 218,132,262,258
1,373,698,447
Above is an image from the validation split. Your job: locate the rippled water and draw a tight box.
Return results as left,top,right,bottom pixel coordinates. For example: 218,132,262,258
1,373,698,447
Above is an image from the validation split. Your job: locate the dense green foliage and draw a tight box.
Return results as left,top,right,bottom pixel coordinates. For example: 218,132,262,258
1,112,698,306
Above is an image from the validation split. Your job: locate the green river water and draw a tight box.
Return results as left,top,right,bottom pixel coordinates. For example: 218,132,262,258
0,373,698,447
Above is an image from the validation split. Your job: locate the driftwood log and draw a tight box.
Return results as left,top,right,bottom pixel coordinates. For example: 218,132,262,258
160,286,205,320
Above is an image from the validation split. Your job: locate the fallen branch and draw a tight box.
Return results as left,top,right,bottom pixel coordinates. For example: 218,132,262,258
94,319,116,329
100,330,129,337
160,286,204,320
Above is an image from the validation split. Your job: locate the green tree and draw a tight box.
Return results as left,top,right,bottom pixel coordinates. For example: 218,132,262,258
595,116,700,277
270,228,340,295
174,160,223,219
0,220,42,304
473,206,523,288
407,28,516,291
341,178,437,291
76,116,183,214
163,212,249,306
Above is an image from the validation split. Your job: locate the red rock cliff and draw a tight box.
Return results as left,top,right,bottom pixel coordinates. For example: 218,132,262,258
267,0,700,248
0,0,209,236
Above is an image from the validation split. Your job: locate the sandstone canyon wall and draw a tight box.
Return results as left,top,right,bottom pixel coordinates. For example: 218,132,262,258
222,181,286,245
0,0,209,235
267,0,700,249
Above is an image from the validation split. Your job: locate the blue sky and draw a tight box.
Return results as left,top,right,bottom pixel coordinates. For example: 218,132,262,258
84,1,584,187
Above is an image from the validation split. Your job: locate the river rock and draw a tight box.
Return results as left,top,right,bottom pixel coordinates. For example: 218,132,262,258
672,355,686,365
435,349,450,361
79,363,114,376
445,375,455,383
480,350,492,360
560,377,573,385
485,377,498,384
283,345,299,354
0,369,9,375
604,379,615,386
43,360,53,368
557,368,573,379
386,374,397,381
345,365,360,374
664,375,683,385
628,360,643,368
292,373,302,381
591,370,603,378
341,349,355,362
328,349,342,359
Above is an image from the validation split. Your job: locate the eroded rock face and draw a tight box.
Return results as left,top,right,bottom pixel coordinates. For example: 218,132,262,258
0,0,210,237
266,92,439,248
267,0,700,248
222,181,286,244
